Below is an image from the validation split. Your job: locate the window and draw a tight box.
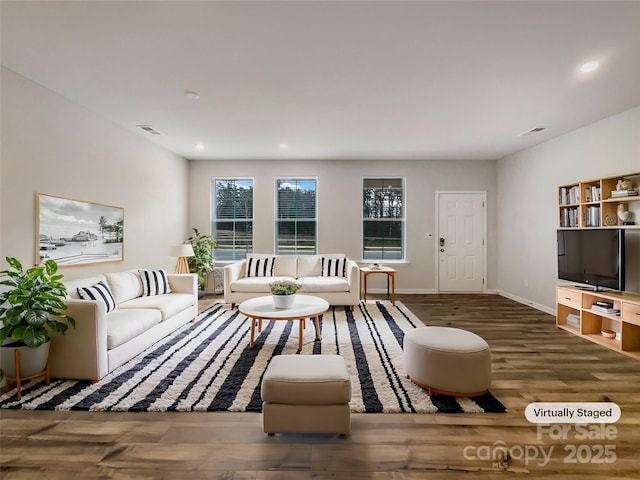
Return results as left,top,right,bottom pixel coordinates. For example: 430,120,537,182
211,179,254,261
276,178,317,255
362,178,404,260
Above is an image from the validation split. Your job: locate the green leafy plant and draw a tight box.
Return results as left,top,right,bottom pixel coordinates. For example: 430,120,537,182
185,228,216,289
0,257,75,348
269,280,301,296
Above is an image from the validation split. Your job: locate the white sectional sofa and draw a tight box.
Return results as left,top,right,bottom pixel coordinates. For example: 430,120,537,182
224,255,360,309
49,270,198,381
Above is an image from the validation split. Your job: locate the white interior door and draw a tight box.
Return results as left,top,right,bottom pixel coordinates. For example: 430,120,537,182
436,192,486,292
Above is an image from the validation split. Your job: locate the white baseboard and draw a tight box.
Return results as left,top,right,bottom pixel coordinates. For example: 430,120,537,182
495,289,555,316
369,288,499,295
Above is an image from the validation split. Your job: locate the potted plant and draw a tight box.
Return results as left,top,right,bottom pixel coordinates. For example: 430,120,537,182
269,280,301,309
184,228,216,293
0,257,75,382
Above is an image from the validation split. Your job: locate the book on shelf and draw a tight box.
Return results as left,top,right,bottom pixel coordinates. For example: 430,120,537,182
591,306,620,315
560,187,568,205
560,207,579,227
592,302,616,309
594,305,614,311
595,301,614,308
560,186,581,205
566,313,580,328
570,186,580,204
585,205,600,227
610,189,638,198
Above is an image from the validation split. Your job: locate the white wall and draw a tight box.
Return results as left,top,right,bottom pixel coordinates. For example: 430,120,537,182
189,159,498,292
0,67,190,280
497,106,640,312
4,63,634,304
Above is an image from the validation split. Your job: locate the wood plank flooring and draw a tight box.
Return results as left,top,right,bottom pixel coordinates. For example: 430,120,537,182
2,294,640,478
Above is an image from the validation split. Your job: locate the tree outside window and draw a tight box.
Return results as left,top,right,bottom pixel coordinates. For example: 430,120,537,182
363,178,404,260
276,178,317,255
211,179,254,261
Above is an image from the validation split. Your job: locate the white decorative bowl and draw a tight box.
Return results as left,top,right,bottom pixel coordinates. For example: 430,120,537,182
272,294,296,309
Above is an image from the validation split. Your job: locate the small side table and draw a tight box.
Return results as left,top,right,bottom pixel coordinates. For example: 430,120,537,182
360,266,397,304
238,295,329,352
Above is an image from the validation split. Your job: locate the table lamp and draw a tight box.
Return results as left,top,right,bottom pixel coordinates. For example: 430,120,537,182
171,244,195,274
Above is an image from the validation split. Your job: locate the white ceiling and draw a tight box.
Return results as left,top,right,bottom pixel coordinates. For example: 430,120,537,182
2,1,639,161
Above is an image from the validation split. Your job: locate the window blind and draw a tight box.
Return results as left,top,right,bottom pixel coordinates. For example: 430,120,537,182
212,179,254,261
276,178,317,255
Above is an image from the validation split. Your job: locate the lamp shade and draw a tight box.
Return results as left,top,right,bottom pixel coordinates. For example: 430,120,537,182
170,244,194,258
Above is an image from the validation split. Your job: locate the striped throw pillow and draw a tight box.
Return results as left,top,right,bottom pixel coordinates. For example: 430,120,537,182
138,269,172,296
321,257,347,277
246,257,275,277
77,281,117,313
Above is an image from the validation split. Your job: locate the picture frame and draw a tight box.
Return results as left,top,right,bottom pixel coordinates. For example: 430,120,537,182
36,193,124,266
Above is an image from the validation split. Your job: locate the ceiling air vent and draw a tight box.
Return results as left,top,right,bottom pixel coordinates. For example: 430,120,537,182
136,124,162,135
518,127,546,137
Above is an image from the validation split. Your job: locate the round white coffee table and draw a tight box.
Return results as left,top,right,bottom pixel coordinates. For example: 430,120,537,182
238,295,329,351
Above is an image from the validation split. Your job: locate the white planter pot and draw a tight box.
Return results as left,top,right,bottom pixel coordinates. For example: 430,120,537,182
272,294,296,309
0,340,50,378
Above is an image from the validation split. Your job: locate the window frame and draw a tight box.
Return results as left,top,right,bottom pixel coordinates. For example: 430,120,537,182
361,177,406,262
274,177,318,255
211,177,255,262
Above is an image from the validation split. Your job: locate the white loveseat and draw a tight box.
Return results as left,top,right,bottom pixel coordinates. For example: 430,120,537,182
224,255,360,309
49,270,198,381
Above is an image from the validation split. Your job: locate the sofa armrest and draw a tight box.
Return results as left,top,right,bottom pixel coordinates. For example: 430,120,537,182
224,260,246,303
168,273,198,297
49,299,109,381
346,260,360,293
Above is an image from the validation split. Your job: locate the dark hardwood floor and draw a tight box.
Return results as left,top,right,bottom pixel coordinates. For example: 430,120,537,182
2,294,639,478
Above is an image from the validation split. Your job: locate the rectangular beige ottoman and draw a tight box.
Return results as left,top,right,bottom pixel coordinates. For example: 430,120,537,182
261,354,352,435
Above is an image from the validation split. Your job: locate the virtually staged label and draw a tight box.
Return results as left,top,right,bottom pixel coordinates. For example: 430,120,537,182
525,402,621,424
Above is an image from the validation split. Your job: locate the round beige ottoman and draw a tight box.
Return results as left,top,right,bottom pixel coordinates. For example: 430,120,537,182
403,326,491,397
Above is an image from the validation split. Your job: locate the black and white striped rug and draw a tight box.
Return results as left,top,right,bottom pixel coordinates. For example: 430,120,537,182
0,301,506,413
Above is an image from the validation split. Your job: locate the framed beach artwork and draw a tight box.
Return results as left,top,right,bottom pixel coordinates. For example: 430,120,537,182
36,193,124,266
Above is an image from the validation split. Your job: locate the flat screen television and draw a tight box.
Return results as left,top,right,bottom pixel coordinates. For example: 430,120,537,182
557,228,625,291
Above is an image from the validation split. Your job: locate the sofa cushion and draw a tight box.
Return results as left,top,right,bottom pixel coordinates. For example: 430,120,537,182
77,281,117,313
247,257,275,277
105,271,142,304
297,256,321,277
65,275,107,299
273,256,297,277
298,254,346,278
106,308,162,349
139,269,172,296
321,257,347,277
232,276,296,293
297,276,350,293
118,293,195,321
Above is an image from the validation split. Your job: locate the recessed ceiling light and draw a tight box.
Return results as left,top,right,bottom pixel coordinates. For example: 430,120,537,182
184,90,200,100
279,143,289,150
195,143,205,150
579,61,600,73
